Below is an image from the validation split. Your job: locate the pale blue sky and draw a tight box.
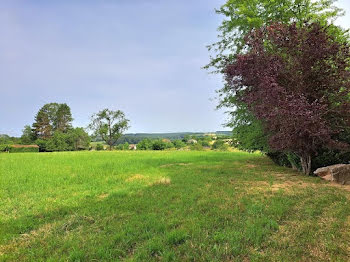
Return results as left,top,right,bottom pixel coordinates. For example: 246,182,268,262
1,0,349,136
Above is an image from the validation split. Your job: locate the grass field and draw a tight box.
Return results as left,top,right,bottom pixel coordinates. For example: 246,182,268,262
1,151,350,261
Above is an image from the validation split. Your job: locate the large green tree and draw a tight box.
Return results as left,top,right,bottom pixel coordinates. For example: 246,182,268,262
89,109,130,150
206,0,345,73
32,103,73,139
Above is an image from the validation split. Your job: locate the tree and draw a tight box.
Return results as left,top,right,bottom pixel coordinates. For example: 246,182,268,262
173,139,186,149
46,131,70,152
89,109,130,150
32,103,73,139
151,139,167,150
224,22,350,174
206,0,345,73
67,128,90,151
33,108,52,139
207,0,349,171
206,0,346,145
20,125,36,145
137,138,153,150
55,104,73,132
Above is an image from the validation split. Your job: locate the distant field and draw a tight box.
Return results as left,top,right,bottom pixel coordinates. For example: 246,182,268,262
1,151,350,261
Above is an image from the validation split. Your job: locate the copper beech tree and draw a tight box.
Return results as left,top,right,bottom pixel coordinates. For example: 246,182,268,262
225,22,350,175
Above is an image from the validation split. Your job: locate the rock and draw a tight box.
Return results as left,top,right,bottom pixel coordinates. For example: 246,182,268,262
314,164,350,185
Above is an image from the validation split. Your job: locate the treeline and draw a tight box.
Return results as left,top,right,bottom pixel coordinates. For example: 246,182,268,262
95,134,233,151
115,132,231,145
5,103,90,152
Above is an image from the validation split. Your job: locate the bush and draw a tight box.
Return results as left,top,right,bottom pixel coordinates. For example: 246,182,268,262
267,152,293,168
312,149,350,170
96,143,104,151
117,142,129,150
0,144,10,152
152,140,167,150
8,146,39,153
173,140,186,149
35,139,48,152
190,143,204,151
137,139,153,150
212,140,229,151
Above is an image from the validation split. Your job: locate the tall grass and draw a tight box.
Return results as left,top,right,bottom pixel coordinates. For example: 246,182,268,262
0,151,349,261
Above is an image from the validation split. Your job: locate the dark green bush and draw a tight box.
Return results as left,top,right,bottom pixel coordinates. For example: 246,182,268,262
137,139,153,150
266,152,292,168
96,143,104,151
312,149,350,170
0,144,10,152
152,140,167,150
190,143,204,151
8,146,39,153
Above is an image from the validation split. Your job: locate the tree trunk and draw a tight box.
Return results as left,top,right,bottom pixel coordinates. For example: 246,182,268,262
300,154,312,175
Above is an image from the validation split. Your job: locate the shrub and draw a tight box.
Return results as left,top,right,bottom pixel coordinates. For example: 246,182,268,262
152,140,167,150
0,144,10,152
137,139,153,150
96,143,104,151
190,143,204,151
8,146,39,153
117,142,129,150
173,140,186,149
267,152,292,168
212,140,229,151
35,139,48,152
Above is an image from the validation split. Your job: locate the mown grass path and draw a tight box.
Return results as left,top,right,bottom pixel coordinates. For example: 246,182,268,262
0,151,349,261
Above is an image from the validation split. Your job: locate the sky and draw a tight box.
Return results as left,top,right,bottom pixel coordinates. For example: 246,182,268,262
1,0,350,137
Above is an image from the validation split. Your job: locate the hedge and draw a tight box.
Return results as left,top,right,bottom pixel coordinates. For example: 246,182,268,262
9,146,39,153
0,145,39,153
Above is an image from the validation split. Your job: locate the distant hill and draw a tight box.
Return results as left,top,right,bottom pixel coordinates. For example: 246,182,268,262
94,131,232,144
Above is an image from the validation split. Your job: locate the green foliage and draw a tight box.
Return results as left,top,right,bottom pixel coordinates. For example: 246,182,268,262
35,139,48,152
117,142,129,150
267,152,293,168
66,128,90,151
137,138,153,150
152,140,167,150
190,143,204,151
1,144,39,153
312,149,350,170
206,0,345,72
0,134,20,145
0,144,10,152
95,143,104,151
8,146,39,153
231,114,269,153
45,131,71,152
33,103,73,139
209,0,349,172
35,128,90,152
212,140,229,151
172,139,186,149
20,125,36,145
89,109,130,150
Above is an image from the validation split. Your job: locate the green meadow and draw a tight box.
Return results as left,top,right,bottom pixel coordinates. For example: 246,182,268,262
1,151,350,261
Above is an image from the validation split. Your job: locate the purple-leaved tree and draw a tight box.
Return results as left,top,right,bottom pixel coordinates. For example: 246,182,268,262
225,22,350,175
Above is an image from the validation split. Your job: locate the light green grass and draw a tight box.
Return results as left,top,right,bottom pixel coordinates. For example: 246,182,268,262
0,151,349,261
